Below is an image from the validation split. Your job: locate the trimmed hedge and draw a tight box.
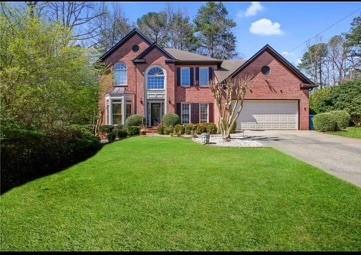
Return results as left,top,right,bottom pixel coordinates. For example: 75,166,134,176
158,123,218,135
162,113,180,127
314,113,337,132
1,128,102,194
163,126,174,135
127,126,140,136
314,110,351,132
206,123,218,134
330,110,350,130
125,115,145,128
174,124,185,136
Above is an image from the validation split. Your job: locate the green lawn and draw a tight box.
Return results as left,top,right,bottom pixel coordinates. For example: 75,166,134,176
1,137,360,251
326,127,361,139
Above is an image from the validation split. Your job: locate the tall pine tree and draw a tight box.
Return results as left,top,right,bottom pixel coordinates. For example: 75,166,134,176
194,2,237,59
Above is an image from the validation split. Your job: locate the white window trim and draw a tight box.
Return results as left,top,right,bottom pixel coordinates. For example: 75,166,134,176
199,67,209,87
199,103,209,123
105,95,131,125
181,102,191,124
146,66,166,91
114,63,128,86
181,67,191,87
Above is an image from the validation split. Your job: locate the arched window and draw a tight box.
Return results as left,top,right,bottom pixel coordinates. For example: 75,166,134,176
147,67,165,90
114,62,127,86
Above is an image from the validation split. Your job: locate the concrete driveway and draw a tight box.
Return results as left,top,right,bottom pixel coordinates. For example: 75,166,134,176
243,130,361,188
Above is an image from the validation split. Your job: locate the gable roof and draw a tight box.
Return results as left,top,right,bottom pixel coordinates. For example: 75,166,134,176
215,60,245,83
133,43,176,62
228,44,316,87
164,48,222,63
98,28,153,62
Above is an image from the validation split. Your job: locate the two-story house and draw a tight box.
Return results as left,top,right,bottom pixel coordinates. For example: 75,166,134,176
98,29,316,130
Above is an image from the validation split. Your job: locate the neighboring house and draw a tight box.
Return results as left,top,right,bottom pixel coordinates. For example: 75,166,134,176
98,28,316,130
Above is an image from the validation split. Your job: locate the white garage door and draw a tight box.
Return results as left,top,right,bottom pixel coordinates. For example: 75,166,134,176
236,100,298,130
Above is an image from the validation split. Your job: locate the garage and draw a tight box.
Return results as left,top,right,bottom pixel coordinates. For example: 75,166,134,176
236,100,299,130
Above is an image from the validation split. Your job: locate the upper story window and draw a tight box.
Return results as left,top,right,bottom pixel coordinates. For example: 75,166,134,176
147,67,165,90
199,67,209,87
181,67,191,87
114,62,127,86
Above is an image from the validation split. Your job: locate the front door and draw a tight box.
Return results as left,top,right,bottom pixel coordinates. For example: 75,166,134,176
151,103,161,126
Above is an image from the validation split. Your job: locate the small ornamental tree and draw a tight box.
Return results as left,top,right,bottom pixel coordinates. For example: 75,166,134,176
210,75,252,141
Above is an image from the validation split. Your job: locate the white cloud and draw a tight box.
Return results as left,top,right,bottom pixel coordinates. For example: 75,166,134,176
245,2,263,17
282,51,289,57
249,18,283,36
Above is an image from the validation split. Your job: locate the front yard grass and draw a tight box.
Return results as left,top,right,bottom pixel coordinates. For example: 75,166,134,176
1,136,360,251
326,127,361,139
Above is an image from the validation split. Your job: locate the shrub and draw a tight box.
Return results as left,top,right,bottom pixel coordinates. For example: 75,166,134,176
99,125,114,134
351,114,361,127
125,114,145,128
163,126,174,135
162,113,180,127
206,123,218,134
157,125,164,134
196,123,208,134
329,110,350,130
310,80,361,126
107,131,116,143
314,113,337,132
174,124,185,136
127,126,140,136
1,128,102,194
184,124,194,135
115,127,128,139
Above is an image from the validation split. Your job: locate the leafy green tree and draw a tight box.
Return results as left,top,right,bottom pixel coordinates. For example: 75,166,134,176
346,15,361,50
137,12,169,47
0,10,101,133
310,80,361,125
345,15,361,80
194,2,237,59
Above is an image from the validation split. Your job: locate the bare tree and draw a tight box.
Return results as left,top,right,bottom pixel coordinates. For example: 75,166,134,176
93,2,132,50
210,75,252,141
41,2,106,43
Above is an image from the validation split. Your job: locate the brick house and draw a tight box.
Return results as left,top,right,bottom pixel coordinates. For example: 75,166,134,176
98,29,316,130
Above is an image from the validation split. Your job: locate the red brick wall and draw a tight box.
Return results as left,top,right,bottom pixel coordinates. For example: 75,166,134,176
99,34,150,124
174,64,218,122
232,51,310,130
99,35,310,130
134,48,176,115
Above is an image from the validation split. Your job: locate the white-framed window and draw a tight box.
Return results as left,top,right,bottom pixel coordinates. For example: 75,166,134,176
111,99,123,125
199,104,209,123
199,67,209,87
181,103,191,124
105,96,132,125
114,62,127,86
147,67,165,90
181,67,191,87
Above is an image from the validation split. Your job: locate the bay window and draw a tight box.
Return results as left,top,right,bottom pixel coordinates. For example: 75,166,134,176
111,99,123,125
105,96,133,125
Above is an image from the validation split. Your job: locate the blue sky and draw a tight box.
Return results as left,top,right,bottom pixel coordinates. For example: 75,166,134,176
113,1,361,65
